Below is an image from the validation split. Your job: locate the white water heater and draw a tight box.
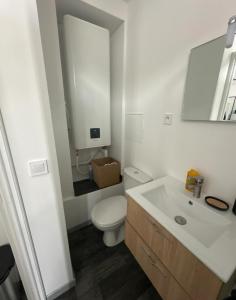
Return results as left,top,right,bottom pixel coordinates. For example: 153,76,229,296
63,15,111,150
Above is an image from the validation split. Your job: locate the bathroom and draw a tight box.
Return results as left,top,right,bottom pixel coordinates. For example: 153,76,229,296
1,0,236,300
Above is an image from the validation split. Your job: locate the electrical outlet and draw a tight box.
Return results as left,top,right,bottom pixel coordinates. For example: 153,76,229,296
163,113,173,125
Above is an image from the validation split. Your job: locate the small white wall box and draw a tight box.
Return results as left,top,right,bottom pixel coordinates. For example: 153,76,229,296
163,113,173,125
63,15,111,150
28,159,48,177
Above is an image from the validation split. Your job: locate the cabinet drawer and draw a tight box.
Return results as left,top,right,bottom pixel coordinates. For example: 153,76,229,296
127,196,176,267
170,242,223,300
126,197,223,300
126,196,153,247
125,221,192,300
125,221,170,299
151,220,176,268
166,277,191,300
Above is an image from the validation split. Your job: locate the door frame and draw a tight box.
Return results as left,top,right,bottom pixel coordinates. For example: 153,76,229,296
0,111,46,300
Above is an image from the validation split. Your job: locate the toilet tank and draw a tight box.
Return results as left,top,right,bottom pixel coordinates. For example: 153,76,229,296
124,167,152,190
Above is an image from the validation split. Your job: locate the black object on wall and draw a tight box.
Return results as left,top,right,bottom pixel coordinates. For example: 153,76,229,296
90,128,100,139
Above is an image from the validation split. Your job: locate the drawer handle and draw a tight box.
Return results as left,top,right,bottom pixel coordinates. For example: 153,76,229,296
141,246,167,278
151,262,167,278
149,219,172,242
141,245,153,260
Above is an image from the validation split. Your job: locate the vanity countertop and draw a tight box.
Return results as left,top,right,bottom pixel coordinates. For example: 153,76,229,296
126,176,236,283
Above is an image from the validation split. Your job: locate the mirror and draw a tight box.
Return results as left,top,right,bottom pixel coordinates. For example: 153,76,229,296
182,35,236,122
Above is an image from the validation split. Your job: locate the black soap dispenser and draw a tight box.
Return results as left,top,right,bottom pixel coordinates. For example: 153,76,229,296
233,199,236,215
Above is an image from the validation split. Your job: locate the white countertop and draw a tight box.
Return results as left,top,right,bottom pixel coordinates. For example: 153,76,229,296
126,176,236,283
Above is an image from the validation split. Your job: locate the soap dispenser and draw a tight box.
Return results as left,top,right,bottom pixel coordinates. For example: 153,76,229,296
185,169,200,192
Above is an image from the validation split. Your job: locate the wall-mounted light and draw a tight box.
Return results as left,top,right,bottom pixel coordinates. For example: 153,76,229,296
226,16,236,48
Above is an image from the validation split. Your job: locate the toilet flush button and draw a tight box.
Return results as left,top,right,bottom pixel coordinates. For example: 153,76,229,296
28,159,48,177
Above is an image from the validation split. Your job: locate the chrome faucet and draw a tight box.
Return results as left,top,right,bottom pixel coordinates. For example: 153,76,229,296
193,176,204,198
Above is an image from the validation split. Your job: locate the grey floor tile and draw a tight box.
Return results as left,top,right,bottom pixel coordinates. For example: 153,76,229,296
57,225,161,300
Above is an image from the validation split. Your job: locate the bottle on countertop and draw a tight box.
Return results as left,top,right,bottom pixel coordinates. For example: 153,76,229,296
185,169,200,192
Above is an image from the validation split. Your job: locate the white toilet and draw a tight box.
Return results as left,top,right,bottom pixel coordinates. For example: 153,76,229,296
91,167,152,247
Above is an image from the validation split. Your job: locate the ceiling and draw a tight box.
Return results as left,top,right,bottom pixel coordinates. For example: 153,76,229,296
56,0,123,33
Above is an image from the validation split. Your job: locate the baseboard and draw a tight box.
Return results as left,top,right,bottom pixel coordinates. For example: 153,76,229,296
63,196,75,202
47,279,76,300
67,220,92,233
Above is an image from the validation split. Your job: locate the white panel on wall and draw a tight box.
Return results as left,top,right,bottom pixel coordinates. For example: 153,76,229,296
0,221,8,246
109,24,125,163
37,2,74,199
63,15,111,150
80,0,127,21
126,113,144,143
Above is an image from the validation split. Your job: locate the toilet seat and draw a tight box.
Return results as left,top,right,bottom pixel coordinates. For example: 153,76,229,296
91,196,127,228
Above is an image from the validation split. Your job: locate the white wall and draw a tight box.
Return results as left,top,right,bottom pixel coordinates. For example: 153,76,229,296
125,0,236,204
0,223,8,246
36,0,74,200
0,0,74,297
0,190,7,246
109,24,125,165
81,0,127,21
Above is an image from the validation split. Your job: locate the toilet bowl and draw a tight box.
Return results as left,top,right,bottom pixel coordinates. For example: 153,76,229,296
91,167,152,247
91,196,127,247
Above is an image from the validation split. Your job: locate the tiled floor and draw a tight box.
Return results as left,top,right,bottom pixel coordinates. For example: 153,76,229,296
57,225,162,300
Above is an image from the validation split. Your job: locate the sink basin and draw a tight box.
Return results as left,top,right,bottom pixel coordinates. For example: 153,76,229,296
126,176,236,282
142,184,230,247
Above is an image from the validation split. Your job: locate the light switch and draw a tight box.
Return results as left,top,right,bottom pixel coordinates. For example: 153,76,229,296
28,159,48,177
163,113,173,125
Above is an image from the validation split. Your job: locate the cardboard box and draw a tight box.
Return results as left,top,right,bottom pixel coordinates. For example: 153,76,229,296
91,157,120,188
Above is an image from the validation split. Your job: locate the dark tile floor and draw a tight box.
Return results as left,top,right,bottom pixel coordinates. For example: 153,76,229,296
57,225,162,300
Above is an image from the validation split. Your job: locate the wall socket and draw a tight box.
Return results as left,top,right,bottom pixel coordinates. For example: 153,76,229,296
163,113,173,125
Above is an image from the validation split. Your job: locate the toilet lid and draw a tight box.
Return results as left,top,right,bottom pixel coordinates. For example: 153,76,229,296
91,196,127,227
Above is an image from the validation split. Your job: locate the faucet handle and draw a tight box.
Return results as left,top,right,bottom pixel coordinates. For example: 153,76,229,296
195,176,204,185
193,176,204,198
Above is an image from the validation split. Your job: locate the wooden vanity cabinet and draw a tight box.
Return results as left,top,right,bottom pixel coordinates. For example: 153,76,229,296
125,196,224,300
126,221,191,300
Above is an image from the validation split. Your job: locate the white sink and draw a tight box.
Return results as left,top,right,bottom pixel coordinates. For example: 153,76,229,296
143,184,230,247
126,176,236,282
